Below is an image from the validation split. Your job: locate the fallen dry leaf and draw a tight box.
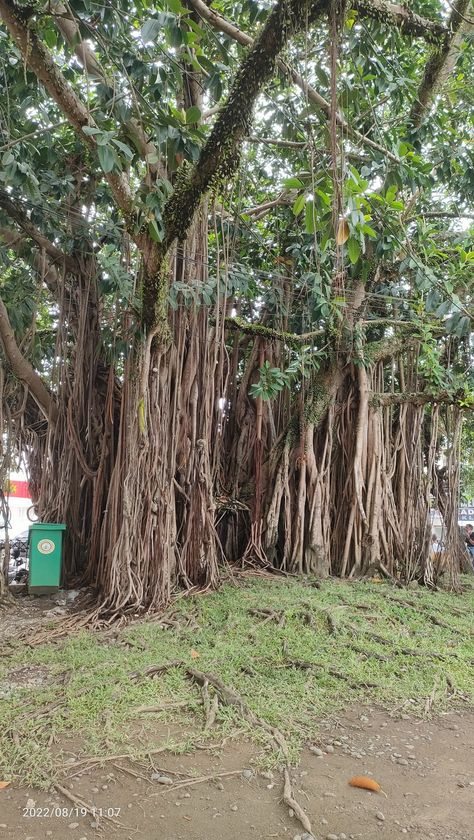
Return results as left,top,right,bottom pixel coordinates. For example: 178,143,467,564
0,781,11,790
348,775,381,793
190,649,200,659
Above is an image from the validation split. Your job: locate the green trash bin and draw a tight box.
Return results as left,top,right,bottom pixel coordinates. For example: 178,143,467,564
28,523,66,594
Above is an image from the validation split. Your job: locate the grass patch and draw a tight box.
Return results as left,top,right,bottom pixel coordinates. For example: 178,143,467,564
0,577,473,787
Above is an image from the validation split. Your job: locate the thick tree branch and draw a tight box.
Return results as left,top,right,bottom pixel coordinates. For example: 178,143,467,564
0,0,136,220
0,296,58,423
221,316,324,346
50,1,164,177
410,0,473,128
190,0,453,161
352,0,447,43
367,336,419,363
162,0,328,252
371,390,470,407
188,0,400,163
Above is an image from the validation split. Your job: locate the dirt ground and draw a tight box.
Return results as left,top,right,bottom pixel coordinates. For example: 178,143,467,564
1,592,473,840
1,706,473,840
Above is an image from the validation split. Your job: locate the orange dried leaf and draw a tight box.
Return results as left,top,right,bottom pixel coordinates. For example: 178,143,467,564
0,781,11,790
190,649,200,659
336,218,350,245
348,776,381,793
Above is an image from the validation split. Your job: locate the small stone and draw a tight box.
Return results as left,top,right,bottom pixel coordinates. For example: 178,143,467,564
90,822,99,829
321,818,328,825
309,746,323,756
242,769,254,780
289,808,295,817
327,834,339,840
397,758,409,766
68,823,79,829
101,784,108,790
91,787,99,793
230,804,238,812
26,798,36,809
151,774,173,785
324,791,336,798
340,834,347,839
261,771,274,780
300,834,314,840
300,770,308,777
215,781,224,791
266,783,274,789
376,812,385,822
325,745,335,754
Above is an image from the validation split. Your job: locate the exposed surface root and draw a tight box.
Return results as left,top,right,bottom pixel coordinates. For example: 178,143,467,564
186,667,313,835
283,767,313,833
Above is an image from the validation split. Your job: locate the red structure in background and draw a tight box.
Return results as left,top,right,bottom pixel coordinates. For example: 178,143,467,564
6,481,30,499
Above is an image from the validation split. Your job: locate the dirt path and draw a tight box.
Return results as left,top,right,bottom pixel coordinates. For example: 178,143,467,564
1,706,473,840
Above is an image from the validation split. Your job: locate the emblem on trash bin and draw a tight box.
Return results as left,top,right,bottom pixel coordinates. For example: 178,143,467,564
38,538,55,554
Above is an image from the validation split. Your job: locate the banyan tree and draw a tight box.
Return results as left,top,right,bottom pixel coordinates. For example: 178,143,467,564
0,0,473,616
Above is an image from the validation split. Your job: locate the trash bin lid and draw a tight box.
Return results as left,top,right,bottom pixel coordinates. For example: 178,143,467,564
29,523,66,531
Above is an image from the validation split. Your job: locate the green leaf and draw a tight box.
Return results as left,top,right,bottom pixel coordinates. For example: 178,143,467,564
185,106,202,124
111,139,134,159
292,193,306,216
315,188,331,207
164,0,186,12
385,185,398,203
141,19,162,42
361,224,377,238
283,177,304,189
43,27,57,49
148,218,163,242
347,237,361,264
97,145,116,174
82,126,102,136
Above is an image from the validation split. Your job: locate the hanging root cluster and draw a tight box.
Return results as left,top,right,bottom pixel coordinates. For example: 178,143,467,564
217,341,466,589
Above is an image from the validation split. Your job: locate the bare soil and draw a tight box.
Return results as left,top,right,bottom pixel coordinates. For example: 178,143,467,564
1,707,473,840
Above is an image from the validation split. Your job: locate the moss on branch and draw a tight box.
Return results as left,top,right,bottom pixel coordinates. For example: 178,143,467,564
221,317,324,347
370,390,471,408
